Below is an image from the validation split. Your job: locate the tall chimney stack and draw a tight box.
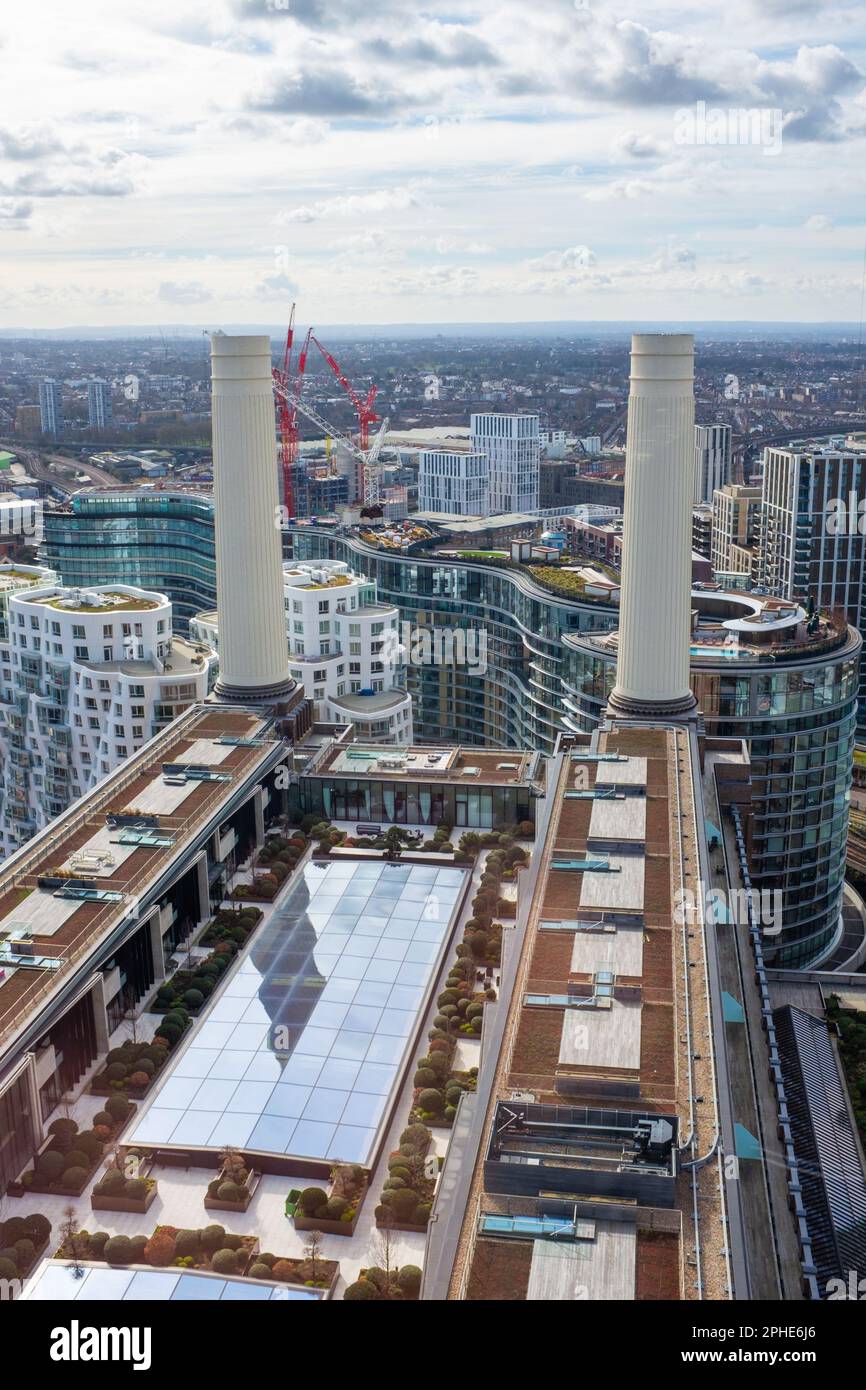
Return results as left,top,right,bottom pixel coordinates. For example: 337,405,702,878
210,332,294,702
607,332,697,719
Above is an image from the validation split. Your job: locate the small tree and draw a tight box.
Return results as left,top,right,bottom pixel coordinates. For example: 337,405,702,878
369,1226,396,1296
60,1205,85,1281
303,1229,323,1286
383,827,403,861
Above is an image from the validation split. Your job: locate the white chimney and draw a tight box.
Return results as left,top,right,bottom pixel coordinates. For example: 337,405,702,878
608,333,697,719
210,333,294,702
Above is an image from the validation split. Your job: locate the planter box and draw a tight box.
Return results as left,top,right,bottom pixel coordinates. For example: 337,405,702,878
293,1211,360,1239
91,1184,157,1215
204,1167,260,1213
374,1217,429,1235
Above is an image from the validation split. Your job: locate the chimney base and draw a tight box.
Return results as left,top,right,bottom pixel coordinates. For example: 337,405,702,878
212,676,297,705
607,688,698,721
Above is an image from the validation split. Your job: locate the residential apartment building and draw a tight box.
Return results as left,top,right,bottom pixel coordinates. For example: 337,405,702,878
471,412,540,513
0,583,215,853
712,483,762,577
86,378,113,431
38,379,63,438
694,422,732,504
191,559,413,744
418,447,489,515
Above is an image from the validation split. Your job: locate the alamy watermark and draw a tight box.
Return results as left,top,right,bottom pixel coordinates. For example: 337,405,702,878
674,884,783,937
825,494,866,535
383,621,487,675
674,101,783,157
0,499,42,544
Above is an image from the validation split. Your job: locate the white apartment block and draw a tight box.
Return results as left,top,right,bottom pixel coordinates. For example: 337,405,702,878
418,448,489,515
693,423,732,505
192,559,413,745
0,583,215,853
87,378,113,430
470,412,540,514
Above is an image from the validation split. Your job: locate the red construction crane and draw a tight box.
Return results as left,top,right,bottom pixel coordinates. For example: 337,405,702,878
272,304,312,518
310,334,379,450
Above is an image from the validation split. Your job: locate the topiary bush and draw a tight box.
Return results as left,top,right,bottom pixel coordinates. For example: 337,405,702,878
36,1149,65,1180
24,1213,51,1245
14,1238,35,1270
63,1149,90,1173
211,1247,238,1274
0,1257,17,1281
99,1167,126,1194
89,1231,109,1256
299,1186,327,1216
105,1095,131,1122
104,1235,133,1266
397,1264,422,1296
93,1110,114,1129
248,1261,272,1280
344,1278,379,1300
174,1230,200,1258
324,1196,348,1221
200,1224,226,1252
61,1166,86,1189
104,1062,127,1081
388,1187,421,1221
124,1179,147,1200
217,1181,241,1203
418,1088,444,1114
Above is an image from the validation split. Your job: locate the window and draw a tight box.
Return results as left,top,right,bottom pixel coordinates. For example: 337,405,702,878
72,624,85,639
103,624,113,637
75,645,88,659
318,599,329,614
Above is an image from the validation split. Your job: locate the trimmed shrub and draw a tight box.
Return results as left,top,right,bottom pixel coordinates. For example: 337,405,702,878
75,1132,104,1162
14,1238,35,1270
418,1088,443,1113
414,1203,432,1225
397,1264,422,1296
61,1166,87,1189
324,1195,348,1220
413,1067,437,1089
257,1252,276,1268
128,1234,148,1261
437,989,459,1008
36,1149,65,1180
64,1149,90,1173
174,1230,200,1258
217,1181,242,1203
389,1187,421,1221
471,1016,483,1033
105,1095,131,1122
0,1258,17,1281
124,1179,147,1200
344,1278,379,1300
128,1071,150,1089
104,1235,133,1266
248,1261,272,1280
400,1124,430,1151
99,1167,126,1194
104,1062,127,1081
466,1001,485,1019
24,1214,51,1245
420,1052,449,1076
47,1117,78,1143
93,1110,114,1129
299,1186,328,1216
200,1224,226,1252
89,1231,109,1256
271,1259,296,1283
211,1247,238,1274
182,988,204,1009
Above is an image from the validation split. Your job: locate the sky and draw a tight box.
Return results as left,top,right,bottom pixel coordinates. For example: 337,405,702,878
1,0,865,328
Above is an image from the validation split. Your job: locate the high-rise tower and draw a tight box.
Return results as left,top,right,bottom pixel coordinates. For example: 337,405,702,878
608,333,697,719
210,332,294,703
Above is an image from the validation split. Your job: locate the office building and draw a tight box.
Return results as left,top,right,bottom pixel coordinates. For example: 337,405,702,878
0,583,215,853
41,490,217,635
38,380,63,439
87,379,113,431
471,412,539,513
418,448,489,516
694,423,732,505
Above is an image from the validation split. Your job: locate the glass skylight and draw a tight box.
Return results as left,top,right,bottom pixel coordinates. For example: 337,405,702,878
127,860,465,1166
23,1261,322,1301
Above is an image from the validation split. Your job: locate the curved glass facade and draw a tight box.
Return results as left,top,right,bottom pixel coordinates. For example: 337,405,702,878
290,527,618,751
42,492,216,635
290,528,860,970
562,628,861,970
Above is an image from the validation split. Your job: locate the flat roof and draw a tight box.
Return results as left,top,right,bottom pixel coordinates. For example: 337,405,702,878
310,742,534,786
526,1224,636,1301
127,858,467,1166
0,704,285,1053
570,924,644,977
578,856,645,911
559,998,642,1070
588,797,646,841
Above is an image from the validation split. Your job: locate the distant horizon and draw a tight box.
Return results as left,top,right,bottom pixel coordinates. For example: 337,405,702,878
2,318,865,343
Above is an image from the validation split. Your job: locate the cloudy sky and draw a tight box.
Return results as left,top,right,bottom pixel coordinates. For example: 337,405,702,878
1,0,865,327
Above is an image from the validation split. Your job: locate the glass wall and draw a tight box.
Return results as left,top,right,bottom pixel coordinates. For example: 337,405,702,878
0,1066,38,1193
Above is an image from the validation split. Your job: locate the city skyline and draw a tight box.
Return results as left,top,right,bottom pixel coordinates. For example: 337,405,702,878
1,0,865,327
